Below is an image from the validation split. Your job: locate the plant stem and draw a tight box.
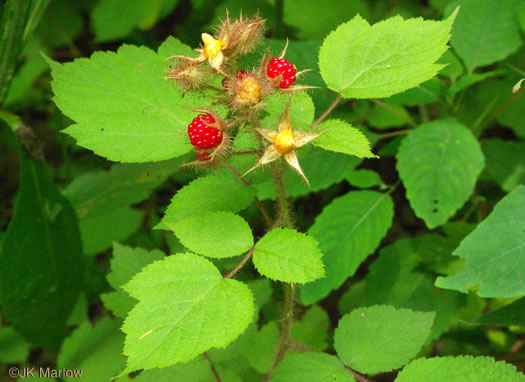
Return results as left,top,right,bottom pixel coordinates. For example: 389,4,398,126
271,160,293,229
223,249,254,279
203,352,222,382
370,98,418,128
346,367,373,382
377,128,411,140
224,162,273,226
310,93,342,129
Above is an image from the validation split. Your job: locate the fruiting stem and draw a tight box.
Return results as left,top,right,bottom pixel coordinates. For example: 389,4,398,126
310,93,342,129
271,160,293,229
223,249,254,279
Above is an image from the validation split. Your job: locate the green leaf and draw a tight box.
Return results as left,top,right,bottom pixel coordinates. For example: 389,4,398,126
339,238,467,340
0,132,83,350
262,91,315,131
335,305,435,375
101,243,165,319
253,228,325,284
396,119,484,229
158,175,256,228
313,119,376,158
445,0,523,72
319,10,457,98
387,78,442,106
395,356,525,382
48,43,206,162
130,356,214,382
57,318,126,382
368,102,411,129
64,160,180,255
0,327,30,363
169,212,253,259
301,191,394,305
36,0,83,48
436,186,525,298
291,305,330,352
91,0,180,42
345,169,386,189
481,139,525,192
271,352,355,382
121,253,254,373
475,297,525,326
246,322,280,374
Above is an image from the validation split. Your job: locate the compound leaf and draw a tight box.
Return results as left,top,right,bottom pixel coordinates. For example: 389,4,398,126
121,253,254,373
436,186,525,298
253,228,324,284
334,305,435,374
319,10,457,98
396,119,484,229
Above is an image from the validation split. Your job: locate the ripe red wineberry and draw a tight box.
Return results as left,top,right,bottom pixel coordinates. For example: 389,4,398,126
267,58,296,89
187,114,223,150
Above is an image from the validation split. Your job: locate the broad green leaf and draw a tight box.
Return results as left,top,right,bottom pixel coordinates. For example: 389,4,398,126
262,91,315,131
445,0,523,72
57,318,126,382
368,103,411,128
436,186,525,298
168,212,253,258
0,327,30,363
396,119,484,229
91,0,180,42
395,356,525,382
291,305,330,352
448,70,506,95
157,35,195,60
387,78,442,106
48,43,206,162
319,10,457,98
64,160,180,255
271,352,355,382
345,169,386,189
334,305,435,375
339,238,467,340
130,356,214,382
253,228,325,284
207,322,257,365
121,253,254,373
284,0,369,39
158,175,256,228
301,191,394,305
101,243,165,319
481,139,525,192
475,297,525,326
0,130,83,349
246,322,280,374
36,0,83,47
313,120,376,158
255,146,361,200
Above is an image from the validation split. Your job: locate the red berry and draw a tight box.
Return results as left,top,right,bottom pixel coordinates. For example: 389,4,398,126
195,150,211,161
222,70,249,88
267,58,296,89
188,114,223,150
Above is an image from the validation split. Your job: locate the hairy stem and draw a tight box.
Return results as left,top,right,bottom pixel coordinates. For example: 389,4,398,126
224,162,273,226
223,249,254,279
310,93,342,129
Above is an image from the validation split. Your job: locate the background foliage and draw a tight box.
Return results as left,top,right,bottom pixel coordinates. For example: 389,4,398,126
0,0,524,381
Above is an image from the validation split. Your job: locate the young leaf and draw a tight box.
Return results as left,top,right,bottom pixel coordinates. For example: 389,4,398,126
396,119,484,229
271,352,355,382
334,305,435,375
168,211,254,258
121,253,254,373
158,175,256,228
301,191,394,305
395,356,525,382
319,9,457,98
101,243,165,319
0,132,83,350
57,318,126,382
313,119,376,158
252,228,325,284
436,186,525,298
48,43,206,162
445,0,523,72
